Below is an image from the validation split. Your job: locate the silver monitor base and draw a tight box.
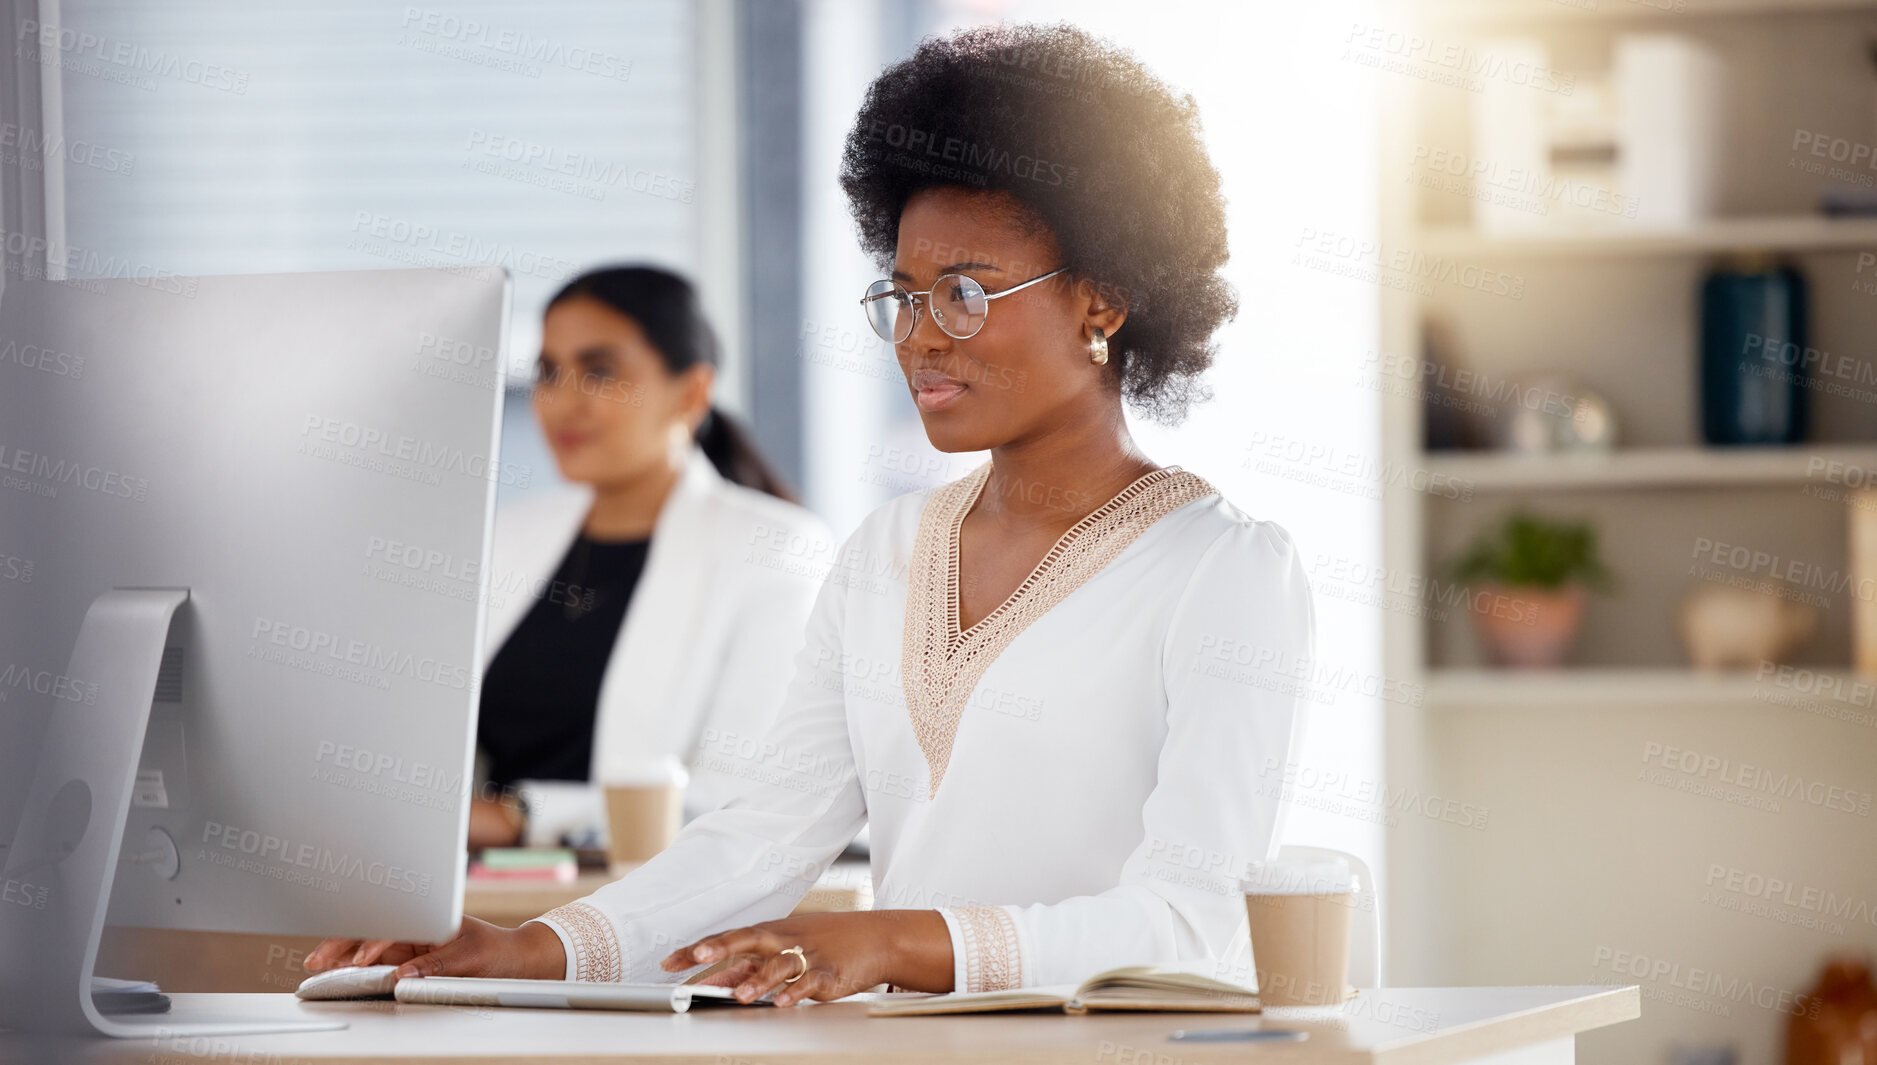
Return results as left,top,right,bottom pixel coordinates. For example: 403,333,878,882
82,1010,344,1038
0,589,345,1038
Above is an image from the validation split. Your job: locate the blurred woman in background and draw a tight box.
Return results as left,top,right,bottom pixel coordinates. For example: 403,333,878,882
468,265,831,849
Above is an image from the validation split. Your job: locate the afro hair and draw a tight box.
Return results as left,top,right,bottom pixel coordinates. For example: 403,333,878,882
839,22,1235,423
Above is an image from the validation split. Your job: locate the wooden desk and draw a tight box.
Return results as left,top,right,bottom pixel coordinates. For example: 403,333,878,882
94,860,874,993
5,985,1639,1064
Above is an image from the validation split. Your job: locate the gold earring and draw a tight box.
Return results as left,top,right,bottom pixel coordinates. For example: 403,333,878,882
1089,326,1109,366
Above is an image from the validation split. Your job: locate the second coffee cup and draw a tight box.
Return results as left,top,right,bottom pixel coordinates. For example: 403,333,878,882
602,757,688,868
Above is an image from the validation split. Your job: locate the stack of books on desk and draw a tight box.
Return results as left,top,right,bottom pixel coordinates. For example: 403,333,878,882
467,847,578,883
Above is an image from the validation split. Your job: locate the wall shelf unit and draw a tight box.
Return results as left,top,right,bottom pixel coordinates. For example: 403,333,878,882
1423,445,1877,490
1381,3,1877,685
1422,215,1877,259
1376,5,1877,1059
1423,665,1868,705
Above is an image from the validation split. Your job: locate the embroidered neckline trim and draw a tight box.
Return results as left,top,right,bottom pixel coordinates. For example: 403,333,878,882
946,464,1184,641
902,462,1215,798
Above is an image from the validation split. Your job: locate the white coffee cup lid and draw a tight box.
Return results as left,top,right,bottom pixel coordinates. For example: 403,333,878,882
600,754,689,788
1240,857,1355,895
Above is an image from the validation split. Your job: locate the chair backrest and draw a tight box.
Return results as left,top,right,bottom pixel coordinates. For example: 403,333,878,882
1275,844,1381,988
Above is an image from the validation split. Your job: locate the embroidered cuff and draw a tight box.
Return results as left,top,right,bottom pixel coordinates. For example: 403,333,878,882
938,905,1025,992
533,901,623,982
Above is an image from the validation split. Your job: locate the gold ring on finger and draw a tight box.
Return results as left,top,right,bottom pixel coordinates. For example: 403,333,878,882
780,945,808,985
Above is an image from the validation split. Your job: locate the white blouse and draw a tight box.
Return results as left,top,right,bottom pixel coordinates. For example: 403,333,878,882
530,462,1316,993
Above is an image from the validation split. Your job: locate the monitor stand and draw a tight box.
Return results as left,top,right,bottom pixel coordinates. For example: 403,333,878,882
0,589,344,1038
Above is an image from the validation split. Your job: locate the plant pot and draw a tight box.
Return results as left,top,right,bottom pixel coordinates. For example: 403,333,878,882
1471,583,1588,669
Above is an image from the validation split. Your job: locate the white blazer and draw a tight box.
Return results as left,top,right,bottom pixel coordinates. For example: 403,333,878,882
482,447,832,844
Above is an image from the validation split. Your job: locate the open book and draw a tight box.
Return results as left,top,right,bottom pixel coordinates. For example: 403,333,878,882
867,966,1261,1016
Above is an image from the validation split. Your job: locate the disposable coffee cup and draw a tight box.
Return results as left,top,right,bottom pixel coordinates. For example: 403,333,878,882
1240,858,1356,1006
602,757,688,867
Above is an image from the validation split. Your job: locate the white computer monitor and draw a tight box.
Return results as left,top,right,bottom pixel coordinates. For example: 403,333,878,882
0,267,513,1037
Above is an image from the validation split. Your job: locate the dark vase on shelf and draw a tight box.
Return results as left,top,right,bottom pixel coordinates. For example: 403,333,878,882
1700,254,1808,446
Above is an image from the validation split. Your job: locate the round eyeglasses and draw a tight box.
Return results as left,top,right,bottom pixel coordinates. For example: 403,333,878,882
860,266,1068,344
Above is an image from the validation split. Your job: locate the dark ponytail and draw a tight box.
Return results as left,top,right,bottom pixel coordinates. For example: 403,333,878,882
548,265,798,504
693,407,797,504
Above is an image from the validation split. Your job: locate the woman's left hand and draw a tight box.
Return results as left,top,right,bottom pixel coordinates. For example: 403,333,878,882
660,910,952,1006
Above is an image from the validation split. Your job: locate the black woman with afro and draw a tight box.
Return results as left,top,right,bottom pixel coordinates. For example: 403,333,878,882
309,22,1315,1006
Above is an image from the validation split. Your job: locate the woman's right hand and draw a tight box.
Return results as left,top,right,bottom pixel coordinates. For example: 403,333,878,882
303,916,566,980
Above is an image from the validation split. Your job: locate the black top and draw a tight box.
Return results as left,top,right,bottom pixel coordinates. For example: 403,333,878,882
478,533,652,787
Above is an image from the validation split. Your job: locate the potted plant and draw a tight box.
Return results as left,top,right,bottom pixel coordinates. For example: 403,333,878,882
1448,511,1613,668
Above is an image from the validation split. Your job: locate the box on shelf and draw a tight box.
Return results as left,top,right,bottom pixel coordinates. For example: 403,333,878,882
1472,33,1721,234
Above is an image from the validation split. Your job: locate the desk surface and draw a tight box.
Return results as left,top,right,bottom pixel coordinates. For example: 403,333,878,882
6,985,1640,1065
